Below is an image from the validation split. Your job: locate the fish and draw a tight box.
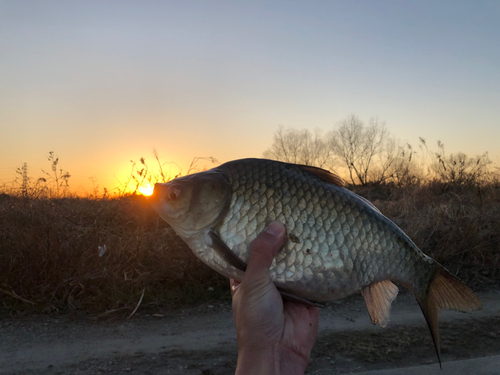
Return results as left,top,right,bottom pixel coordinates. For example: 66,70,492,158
150,158,482,365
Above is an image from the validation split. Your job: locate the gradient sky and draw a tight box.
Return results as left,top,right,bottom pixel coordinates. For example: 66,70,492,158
1,1,499,194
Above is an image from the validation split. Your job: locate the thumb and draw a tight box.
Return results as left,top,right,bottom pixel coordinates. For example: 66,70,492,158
243,221,286,287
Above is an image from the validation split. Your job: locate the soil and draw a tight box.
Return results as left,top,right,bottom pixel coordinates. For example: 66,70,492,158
1,289,499,375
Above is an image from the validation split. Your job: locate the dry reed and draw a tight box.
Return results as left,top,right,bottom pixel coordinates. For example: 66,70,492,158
1,179,498,315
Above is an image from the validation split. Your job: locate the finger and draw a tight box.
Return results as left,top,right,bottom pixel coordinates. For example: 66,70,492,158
244,221,286,286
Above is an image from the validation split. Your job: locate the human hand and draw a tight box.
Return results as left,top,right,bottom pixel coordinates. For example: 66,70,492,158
231,221,320,375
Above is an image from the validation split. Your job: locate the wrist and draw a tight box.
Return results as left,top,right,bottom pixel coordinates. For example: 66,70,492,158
276,345,309,374
236,346,277,375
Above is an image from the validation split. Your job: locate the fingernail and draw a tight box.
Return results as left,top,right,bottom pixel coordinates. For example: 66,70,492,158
264,221,285,238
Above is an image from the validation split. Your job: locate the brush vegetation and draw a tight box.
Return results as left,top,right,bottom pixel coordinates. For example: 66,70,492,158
1,138,499,315
1,180,498,316
0,194,229,315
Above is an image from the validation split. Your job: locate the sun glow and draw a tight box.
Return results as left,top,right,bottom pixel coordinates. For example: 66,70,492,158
138,183,155,196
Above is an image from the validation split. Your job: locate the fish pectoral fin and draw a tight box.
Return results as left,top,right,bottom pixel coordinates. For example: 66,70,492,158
278,289,324,308
361,280,399,328
205,231,247,272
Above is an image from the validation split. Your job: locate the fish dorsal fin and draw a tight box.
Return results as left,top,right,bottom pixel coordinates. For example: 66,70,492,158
298,165,344,187
298,164,382,213
361,280,399,328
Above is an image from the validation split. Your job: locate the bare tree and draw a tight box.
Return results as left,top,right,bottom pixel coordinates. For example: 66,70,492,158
327,115,402,185
264,116,412,186
263,126,331,168
431,141,493,187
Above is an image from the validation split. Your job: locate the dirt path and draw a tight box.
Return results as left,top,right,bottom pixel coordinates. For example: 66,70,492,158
1,290,499,375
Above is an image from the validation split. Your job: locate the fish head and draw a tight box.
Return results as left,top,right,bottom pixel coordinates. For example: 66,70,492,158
150,170,231,238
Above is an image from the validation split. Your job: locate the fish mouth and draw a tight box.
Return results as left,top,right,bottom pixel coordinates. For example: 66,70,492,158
148,183,182,219
149,182,186,218
149,170,233,235
147,183,165,206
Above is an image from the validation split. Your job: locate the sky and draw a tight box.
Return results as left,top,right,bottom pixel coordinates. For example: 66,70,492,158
1,0,499,194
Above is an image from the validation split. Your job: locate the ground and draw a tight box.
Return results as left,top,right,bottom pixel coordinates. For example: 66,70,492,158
1,289,499,375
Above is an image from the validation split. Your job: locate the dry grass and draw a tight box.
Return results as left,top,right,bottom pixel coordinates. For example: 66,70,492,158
1,179,499,315
355,179,500,288
0,194,228,315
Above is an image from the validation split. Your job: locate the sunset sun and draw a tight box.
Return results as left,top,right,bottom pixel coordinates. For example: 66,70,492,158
138,184,155,196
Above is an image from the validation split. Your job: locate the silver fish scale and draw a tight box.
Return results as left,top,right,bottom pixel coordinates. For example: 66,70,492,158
215,159,434,301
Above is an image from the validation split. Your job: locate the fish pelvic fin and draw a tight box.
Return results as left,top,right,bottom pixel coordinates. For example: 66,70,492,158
416,263,483,368
361,280,399,328
278,289,324,308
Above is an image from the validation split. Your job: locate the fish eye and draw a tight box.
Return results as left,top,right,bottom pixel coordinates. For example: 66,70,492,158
167,186,180,201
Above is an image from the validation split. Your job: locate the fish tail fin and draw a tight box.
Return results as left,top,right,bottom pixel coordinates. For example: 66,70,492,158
416,263,482,367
